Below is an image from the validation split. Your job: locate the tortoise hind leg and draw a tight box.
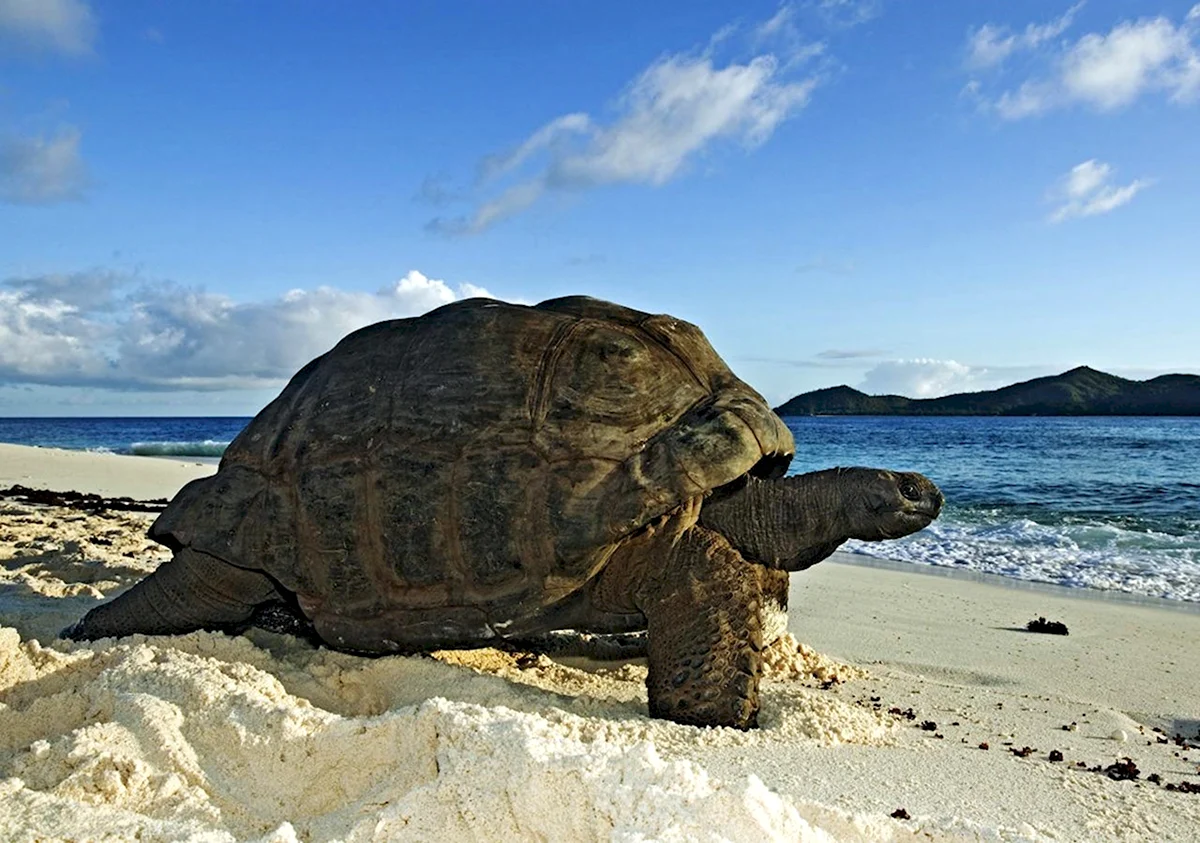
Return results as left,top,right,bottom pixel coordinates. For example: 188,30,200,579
63,548,278,641
635,526,765,730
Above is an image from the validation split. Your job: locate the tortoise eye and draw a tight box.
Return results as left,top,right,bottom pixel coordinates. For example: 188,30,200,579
900,481,921,501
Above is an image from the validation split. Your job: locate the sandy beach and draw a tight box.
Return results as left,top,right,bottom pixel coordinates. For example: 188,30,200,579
1,442,1198,841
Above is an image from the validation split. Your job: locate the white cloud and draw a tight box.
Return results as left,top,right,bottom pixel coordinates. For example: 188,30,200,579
859,359,993,398
968,5,1200,117
0,270,498,390
967,26,1020,70
477,113,592,184
1061,158,1108,196
0,127,89,204
814,0,882,29
757,5,796,40
816,348,885,360
994,80,1055,120
427,15,822,235
966,2,1084,69
1047,158,1151,222
753,4,827,67
552,54,816,187
1060,14,1198,109
0,0,96,55
432,180,546,236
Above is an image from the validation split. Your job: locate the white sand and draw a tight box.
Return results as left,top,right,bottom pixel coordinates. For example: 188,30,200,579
1,443,1198,841
0,443,216,500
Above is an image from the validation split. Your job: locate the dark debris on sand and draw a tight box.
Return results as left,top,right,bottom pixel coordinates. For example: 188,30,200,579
1165,781,1200,794
1025,616,1069,635
1103,758,1140,781
0,484,168,514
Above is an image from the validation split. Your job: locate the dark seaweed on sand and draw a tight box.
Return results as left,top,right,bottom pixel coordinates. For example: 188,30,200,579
1026,616,1069,635
0,484,168,513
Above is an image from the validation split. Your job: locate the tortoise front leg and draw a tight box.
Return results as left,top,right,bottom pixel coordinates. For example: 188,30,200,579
636,527,765,730
64,548,278,640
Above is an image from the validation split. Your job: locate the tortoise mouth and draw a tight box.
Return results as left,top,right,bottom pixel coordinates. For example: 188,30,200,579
897,509,935,526
916,501,942,519
874,500,941,521
902,495,942,520
872,510,937,541
873,502,940,539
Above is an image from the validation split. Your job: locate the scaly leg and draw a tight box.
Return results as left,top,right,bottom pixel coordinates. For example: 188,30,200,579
636,526,765,730
63,548,278,640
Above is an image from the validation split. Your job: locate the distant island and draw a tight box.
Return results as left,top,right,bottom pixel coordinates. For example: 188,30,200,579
773,366,1200,417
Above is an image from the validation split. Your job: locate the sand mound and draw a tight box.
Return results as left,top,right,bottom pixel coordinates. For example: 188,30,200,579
0,625,924,842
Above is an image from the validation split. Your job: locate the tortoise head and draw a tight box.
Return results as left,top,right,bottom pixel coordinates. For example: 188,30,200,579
838,468,943,541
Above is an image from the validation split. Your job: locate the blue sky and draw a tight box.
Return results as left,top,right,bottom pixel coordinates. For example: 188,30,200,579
1,0,1198,416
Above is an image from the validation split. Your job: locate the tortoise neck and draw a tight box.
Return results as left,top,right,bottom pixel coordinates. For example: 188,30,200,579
698,472,852,570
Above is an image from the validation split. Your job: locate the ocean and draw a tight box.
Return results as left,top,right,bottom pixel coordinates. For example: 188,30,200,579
784,416,1200,605
0,417,249,459
2,415,1198,605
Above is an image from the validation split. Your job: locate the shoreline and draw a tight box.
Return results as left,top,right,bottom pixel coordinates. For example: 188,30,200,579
834,549,1200,616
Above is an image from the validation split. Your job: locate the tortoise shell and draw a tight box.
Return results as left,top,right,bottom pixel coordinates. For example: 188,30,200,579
149,296,794,649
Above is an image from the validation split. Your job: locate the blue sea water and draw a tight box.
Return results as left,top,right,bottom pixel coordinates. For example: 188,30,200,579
0,417,250,458
1,415,1198,604
783,416,1200,604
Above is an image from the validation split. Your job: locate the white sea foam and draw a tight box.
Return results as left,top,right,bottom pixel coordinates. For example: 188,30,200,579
849,519,1200,603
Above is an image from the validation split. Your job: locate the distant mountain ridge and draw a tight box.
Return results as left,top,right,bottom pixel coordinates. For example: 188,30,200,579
773,367,1200,416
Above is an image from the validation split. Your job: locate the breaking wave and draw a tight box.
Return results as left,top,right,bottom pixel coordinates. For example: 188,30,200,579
127,440,231,457
849,514,1200,603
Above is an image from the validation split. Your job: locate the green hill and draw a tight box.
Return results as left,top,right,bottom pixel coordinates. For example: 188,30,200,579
773,367,1200,416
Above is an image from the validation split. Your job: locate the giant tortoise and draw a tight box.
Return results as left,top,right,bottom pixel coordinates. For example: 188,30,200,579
67,296,942,729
